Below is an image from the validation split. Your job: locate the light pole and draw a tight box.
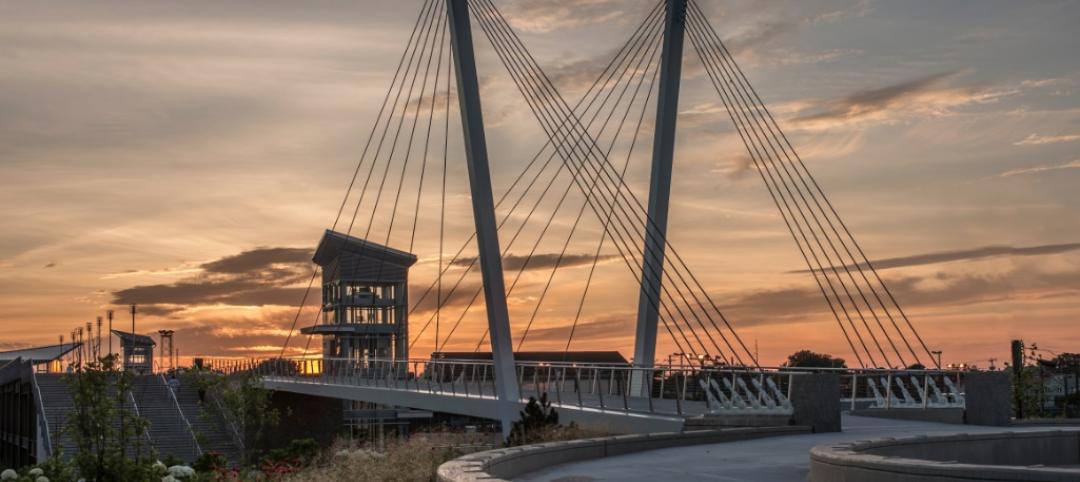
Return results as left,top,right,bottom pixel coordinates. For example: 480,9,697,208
107,310,114,358
931,350,943,369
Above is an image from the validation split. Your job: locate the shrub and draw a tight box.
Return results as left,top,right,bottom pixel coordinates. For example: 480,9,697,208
506,393,559,446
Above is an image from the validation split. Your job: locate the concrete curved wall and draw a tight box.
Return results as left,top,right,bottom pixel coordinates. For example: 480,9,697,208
810,430,1080,482
438,426,809,482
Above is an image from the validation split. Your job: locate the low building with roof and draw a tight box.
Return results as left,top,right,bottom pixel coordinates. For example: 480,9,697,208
0,343,82,373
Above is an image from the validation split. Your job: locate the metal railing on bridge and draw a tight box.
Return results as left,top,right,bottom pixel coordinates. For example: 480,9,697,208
201,357,968,418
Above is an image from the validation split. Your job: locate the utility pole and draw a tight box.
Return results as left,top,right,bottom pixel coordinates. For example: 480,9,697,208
446,0,520,439
632,0,687,396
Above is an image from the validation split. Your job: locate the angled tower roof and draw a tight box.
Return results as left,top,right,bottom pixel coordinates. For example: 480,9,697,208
313,229,418,268
111,330,156,346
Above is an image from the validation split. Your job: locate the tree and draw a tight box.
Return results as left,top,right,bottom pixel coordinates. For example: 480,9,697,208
506,393,559,446
783,350,846,369
64,354,155,480
215,373,282,466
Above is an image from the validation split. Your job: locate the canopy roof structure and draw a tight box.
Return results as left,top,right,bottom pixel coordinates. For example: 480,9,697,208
0,342,82,364
313,229,418,268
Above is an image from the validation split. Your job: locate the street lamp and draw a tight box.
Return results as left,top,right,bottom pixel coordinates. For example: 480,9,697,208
931,350,943,369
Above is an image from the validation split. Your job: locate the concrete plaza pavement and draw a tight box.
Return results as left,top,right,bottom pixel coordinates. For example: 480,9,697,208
515,414,1080,482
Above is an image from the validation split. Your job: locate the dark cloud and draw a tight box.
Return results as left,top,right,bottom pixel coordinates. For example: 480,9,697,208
200,247,312,274
451,253,617,272
514,314,634,345
43,262,56,268
720,264,1080,328
113,246,315,310
791,71,966,125
793,242,1080,273
408,280,484,315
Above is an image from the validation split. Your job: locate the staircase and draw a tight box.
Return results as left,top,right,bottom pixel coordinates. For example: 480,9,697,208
32,374,241,465
131,376,201,462
34,374,76,458
171,380,243,464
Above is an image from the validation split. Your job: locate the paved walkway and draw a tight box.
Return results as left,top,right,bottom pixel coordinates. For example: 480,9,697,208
516,414,1080,482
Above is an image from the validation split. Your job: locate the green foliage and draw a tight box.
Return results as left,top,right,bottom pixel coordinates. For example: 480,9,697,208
192,451,227,473
160,454,186,470
63,354,157,481
215,373,282,466
783,350,847,369
506,393,559,446
263,439,319,469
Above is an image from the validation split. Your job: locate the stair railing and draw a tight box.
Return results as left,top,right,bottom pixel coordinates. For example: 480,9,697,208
30,371,53,459
127,390,155,452
160,375,203,460
209,391,245,455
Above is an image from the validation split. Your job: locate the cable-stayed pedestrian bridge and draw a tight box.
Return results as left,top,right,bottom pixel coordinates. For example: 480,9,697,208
255,0,949,435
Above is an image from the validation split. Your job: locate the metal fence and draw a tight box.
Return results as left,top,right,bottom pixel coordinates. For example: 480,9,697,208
202,357,967,417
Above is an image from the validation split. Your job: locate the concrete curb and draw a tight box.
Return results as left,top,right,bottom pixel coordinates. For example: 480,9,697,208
809,430,1080,481
437,425,810,482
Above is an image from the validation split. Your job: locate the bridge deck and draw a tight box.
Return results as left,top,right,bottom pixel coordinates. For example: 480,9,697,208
263,375,698,433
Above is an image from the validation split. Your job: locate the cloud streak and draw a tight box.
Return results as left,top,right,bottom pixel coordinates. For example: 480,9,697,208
999,159,1080,177
791,242,1080,273
112,247,314,311
1013,133,1080,146
788,71,1014,130
451,253,617,272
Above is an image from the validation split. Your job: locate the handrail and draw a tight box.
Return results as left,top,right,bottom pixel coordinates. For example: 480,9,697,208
204,355,971,417
209,391,245,454
161,374,203,459
204,355,978,375
30,371,53,458
127,390,155,451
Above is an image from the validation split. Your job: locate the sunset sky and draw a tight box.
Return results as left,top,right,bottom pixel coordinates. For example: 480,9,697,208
2,0,1078,368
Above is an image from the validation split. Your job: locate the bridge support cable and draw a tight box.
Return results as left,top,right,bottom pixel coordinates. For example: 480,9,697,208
475,0,744,365
280,0,442,358
686,0,935,368
690,2,934,368
470,0,718,359
686,4,921,368
516,52,663,353
406,3,667,348
685,18,872,367
446,0,520,439
472,0,719,363
484,16,697,360
410,3,672,350
686,18,894,368
475,0,756,367
303,0,448,356
441,5,709,353
473,0,757,367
